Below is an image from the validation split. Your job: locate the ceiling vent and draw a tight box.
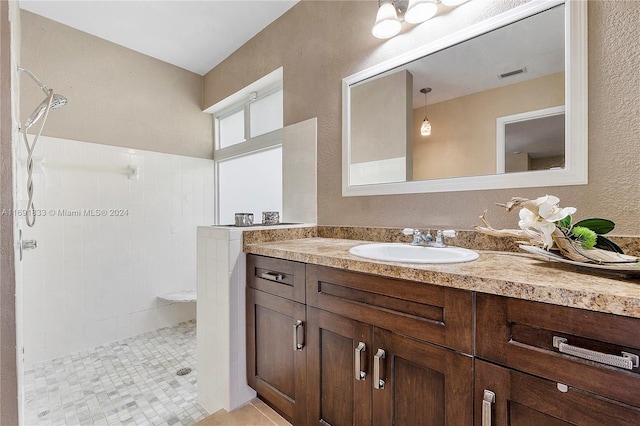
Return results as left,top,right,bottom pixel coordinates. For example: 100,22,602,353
499,67,527,79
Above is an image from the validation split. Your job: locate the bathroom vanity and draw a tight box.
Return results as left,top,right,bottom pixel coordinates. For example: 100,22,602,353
244,236,640,425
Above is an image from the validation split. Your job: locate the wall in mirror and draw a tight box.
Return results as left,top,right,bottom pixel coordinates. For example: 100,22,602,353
413,71,564,180
350,70,413,185
343,0,587,196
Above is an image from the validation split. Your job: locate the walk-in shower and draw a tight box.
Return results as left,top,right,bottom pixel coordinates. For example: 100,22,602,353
18,66,67,227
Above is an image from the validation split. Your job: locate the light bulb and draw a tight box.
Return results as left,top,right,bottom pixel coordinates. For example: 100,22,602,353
421,119,431,136
405,0,438,24
372,3,402,39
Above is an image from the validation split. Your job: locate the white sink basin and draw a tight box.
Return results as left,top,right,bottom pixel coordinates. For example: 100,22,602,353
349,243,479,264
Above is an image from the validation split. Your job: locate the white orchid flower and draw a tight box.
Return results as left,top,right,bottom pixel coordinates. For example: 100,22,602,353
533,195,577,222
518,208,556,248
517,195,576,249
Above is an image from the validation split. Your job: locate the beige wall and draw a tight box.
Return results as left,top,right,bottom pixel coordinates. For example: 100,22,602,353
413,72,564,180
204,0,640,234
20,11,213,159
0,0,18,424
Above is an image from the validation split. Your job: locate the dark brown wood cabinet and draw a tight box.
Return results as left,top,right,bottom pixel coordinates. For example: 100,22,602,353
475,360,640,426
306,308,372,426
476,293,640,425
305,265,474,426
247,254,306,303
371,327,473,426
246,255,640,425
305,264,474,354
246,255,307,424
306,307,473,426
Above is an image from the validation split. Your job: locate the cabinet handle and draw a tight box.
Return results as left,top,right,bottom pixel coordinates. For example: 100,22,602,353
260,271,284,282
482,390,495,426
293,320,304,351
355,342,366,381
553,336,639,370
373,348,386,389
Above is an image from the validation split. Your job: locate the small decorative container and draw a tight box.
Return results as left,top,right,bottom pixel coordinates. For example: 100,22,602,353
262,211,280,225
234,213,254,227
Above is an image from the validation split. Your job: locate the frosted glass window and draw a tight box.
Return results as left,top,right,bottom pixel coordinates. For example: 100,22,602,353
219,109,245,148
218,146,282,225
250,90,283,138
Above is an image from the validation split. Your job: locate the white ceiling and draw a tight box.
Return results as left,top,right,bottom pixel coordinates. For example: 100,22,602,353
19,0,299,75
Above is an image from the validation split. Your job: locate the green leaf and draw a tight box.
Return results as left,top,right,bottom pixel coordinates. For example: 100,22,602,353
556,215,572,230
573,218,615,235
594,235,624,254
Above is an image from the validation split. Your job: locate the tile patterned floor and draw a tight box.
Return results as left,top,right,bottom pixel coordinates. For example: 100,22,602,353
23,321,209,426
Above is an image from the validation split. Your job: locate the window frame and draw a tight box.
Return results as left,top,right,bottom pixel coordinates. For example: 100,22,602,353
213,83,284,225
214,83,282,153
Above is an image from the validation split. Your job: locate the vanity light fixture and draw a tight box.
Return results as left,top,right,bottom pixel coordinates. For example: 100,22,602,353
372,2,402,39
405,0,438,24
372,0,438,39
420,87,432,136
372,0,471,40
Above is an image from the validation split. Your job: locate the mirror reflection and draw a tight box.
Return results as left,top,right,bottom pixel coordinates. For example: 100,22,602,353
349,4,565,186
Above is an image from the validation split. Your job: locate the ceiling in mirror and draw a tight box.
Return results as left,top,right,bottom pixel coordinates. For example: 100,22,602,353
342,0,587,197
403,5,565,109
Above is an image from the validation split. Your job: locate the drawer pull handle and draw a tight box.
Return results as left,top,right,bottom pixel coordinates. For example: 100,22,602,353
373,348,386,389
293,320,304,351
355,342,366,381
482,390,495,426
260,272,284,282
553,336,639,370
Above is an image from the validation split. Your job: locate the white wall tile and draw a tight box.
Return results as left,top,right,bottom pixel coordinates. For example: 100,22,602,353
20,136,214,365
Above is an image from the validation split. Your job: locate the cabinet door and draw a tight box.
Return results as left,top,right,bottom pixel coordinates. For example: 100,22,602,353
371,328,473,426
246,288,307,424
475,360,640,426
306,308,372,426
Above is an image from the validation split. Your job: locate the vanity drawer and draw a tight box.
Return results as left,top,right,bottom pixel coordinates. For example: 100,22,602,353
476,293,640,408
247,254,306,303
306,264,473,353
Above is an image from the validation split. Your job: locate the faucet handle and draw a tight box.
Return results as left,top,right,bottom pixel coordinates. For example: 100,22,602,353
441,230,456,238
402,228,417,236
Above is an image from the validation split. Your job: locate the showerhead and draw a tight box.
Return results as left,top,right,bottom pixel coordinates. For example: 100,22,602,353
19,66,68,129
18,66,68,228
23,93,67,129
51,93,67,109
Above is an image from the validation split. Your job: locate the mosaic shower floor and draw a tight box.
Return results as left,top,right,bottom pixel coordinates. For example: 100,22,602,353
23,321,209,426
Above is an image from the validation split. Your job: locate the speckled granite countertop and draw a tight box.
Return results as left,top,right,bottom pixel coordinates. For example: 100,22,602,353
244,237,640,319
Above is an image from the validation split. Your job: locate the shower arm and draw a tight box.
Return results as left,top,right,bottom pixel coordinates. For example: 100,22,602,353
17,66,51,96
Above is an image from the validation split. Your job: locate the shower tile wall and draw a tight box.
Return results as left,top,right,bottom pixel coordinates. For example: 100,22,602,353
18,136,215,365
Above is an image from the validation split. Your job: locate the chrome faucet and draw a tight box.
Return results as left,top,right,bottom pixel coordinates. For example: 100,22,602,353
403,228,457,247
403,228,433,245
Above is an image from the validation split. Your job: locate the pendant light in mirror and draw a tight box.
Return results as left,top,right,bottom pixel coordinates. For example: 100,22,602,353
420,87,432,136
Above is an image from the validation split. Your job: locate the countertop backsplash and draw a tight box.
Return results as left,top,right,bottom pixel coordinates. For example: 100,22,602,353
239,225,640,257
